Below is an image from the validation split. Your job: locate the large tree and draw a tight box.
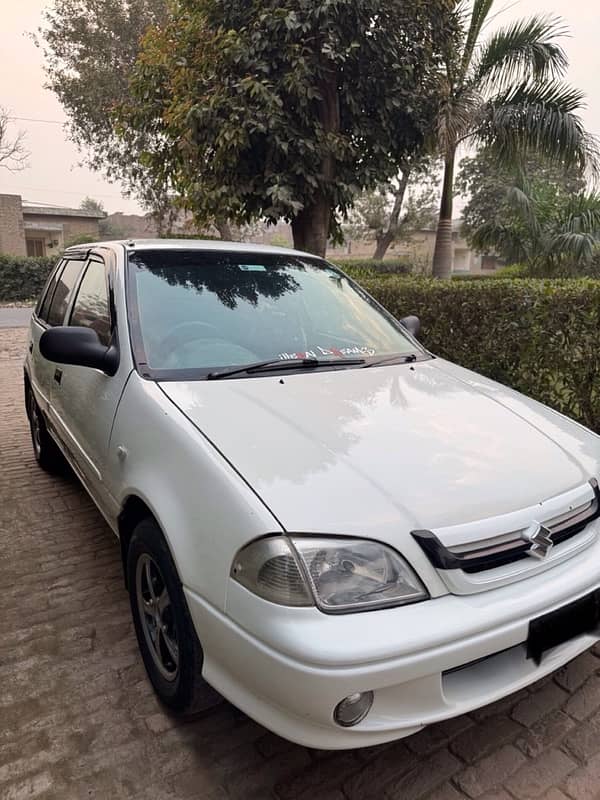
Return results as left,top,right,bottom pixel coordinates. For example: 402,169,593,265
370,155,440,259
119,0,457,256
37,0,169,219
343,161,439,259
429,5,596,278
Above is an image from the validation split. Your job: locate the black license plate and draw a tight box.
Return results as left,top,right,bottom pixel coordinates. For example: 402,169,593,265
527,590,600,665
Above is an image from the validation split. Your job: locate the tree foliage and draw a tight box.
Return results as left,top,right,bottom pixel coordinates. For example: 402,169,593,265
429,4,597,278
79,196,105,216
118,0,457,256
457,149,600,275
37,0,169,216
343,159,440,256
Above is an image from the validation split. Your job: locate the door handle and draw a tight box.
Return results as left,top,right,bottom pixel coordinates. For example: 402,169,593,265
54,368,63,385
28,341,33,353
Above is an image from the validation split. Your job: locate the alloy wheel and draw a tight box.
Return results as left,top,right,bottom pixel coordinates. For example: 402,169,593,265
136,553,179,681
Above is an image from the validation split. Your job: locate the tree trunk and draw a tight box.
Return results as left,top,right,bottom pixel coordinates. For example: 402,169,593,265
291,68,339,257
373,167,411,260
215,219,236,241
431,153,456,278
291,196,330,257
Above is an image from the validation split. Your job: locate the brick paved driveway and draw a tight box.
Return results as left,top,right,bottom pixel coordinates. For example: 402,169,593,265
2,325,600,800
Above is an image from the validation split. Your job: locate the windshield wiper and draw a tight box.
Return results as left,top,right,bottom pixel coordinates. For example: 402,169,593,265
362,353,418,369
207,356,365,380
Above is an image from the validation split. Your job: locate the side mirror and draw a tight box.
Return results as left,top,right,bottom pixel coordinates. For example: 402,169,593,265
399,315,420,338
40,326,119,376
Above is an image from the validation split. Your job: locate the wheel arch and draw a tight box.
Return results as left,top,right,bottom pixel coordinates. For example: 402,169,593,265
118,494,165,589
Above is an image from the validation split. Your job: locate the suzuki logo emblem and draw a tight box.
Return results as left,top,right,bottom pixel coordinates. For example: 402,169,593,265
525,522,554,560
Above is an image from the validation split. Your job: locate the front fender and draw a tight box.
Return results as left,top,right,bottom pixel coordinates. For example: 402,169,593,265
108,373,283,611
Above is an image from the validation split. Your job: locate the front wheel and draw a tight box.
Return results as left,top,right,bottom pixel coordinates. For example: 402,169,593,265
127,517,219,714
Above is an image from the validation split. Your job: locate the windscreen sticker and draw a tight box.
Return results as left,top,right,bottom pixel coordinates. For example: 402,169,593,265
278,345,376,360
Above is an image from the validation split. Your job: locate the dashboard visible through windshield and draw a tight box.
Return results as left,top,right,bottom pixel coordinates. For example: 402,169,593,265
126,249,424,379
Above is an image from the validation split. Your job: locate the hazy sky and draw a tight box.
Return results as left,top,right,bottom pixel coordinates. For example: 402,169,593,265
1,0,599,215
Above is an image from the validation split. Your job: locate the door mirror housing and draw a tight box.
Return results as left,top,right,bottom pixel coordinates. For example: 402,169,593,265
40,326,119,376
399,315,420,338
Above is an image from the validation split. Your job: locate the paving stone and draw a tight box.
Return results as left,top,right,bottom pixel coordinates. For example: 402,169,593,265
450,715,522,763
563,749,600,800
541,791,571,800
511,682,569,727
225,746,311,799
255,731,295,759
424,782,465,800
2,771,55,800
455,746,526,798
343,741,417,800
514,710,575,758
564,673,600,721
472,793,512,800
563,709,600,761
555,652,600,693
275,752,362,799
503,748,576,799
384,749,461,800
407,715,474,757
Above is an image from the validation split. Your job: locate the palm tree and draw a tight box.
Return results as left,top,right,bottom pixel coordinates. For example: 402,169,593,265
471,176,600,275
431,3,597,278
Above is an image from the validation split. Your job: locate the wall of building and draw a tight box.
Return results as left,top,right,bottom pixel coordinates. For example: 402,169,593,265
23,214,101,246
0,195,27,256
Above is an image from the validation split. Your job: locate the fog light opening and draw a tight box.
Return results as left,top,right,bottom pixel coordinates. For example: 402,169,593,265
334,691,374,727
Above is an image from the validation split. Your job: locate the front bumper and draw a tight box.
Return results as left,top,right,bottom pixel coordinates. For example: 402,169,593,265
184,537,600,749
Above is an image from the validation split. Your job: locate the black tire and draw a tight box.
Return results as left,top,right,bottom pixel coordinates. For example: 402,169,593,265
127,517,219,714
27,388,68,475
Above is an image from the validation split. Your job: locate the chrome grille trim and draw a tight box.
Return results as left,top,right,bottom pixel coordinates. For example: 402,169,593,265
413,479,600,574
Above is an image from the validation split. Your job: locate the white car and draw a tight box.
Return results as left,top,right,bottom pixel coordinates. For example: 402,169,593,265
25,240,600,749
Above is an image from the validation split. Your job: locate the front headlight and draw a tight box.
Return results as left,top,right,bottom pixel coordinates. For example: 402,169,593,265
231,536,428,613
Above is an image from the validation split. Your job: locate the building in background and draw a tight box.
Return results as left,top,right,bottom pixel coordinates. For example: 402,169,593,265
329,219,501,273
392,220,500,273
0,194,105,257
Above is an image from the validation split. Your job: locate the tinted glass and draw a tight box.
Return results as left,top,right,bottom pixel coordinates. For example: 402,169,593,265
46,259,84,327
70,260,111,346
129,250,420,373
37,259,65,321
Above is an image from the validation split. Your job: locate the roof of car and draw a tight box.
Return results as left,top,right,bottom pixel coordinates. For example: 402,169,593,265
64,238,314,259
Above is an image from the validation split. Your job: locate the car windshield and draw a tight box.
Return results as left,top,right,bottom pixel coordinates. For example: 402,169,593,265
127,249,423,377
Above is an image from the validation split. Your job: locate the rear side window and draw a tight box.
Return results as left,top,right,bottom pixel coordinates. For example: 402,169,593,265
46,259,85,327
70,260,111,346
37,260,65,322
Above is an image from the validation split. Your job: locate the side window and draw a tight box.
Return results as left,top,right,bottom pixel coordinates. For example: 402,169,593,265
69,260,111,346
37,260,65,322
46,259,85,327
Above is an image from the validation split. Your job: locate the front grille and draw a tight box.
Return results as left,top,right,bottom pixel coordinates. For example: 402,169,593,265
413,479,600,574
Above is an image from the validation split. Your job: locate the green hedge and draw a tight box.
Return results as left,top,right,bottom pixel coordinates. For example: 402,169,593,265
0,255,56,302
332,258,412,277
360,276,600,432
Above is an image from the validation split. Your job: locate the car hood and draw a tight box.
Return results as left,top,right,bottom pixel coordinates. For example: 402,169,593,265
159,359,599,534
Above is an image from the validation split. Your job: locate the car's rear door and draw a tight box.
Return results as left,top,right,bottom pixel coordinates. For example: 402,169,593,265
48,250,131,519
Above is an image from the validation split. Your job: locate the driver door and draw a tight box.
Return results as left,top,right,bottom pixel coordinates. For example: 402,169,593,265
49,253,130,519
